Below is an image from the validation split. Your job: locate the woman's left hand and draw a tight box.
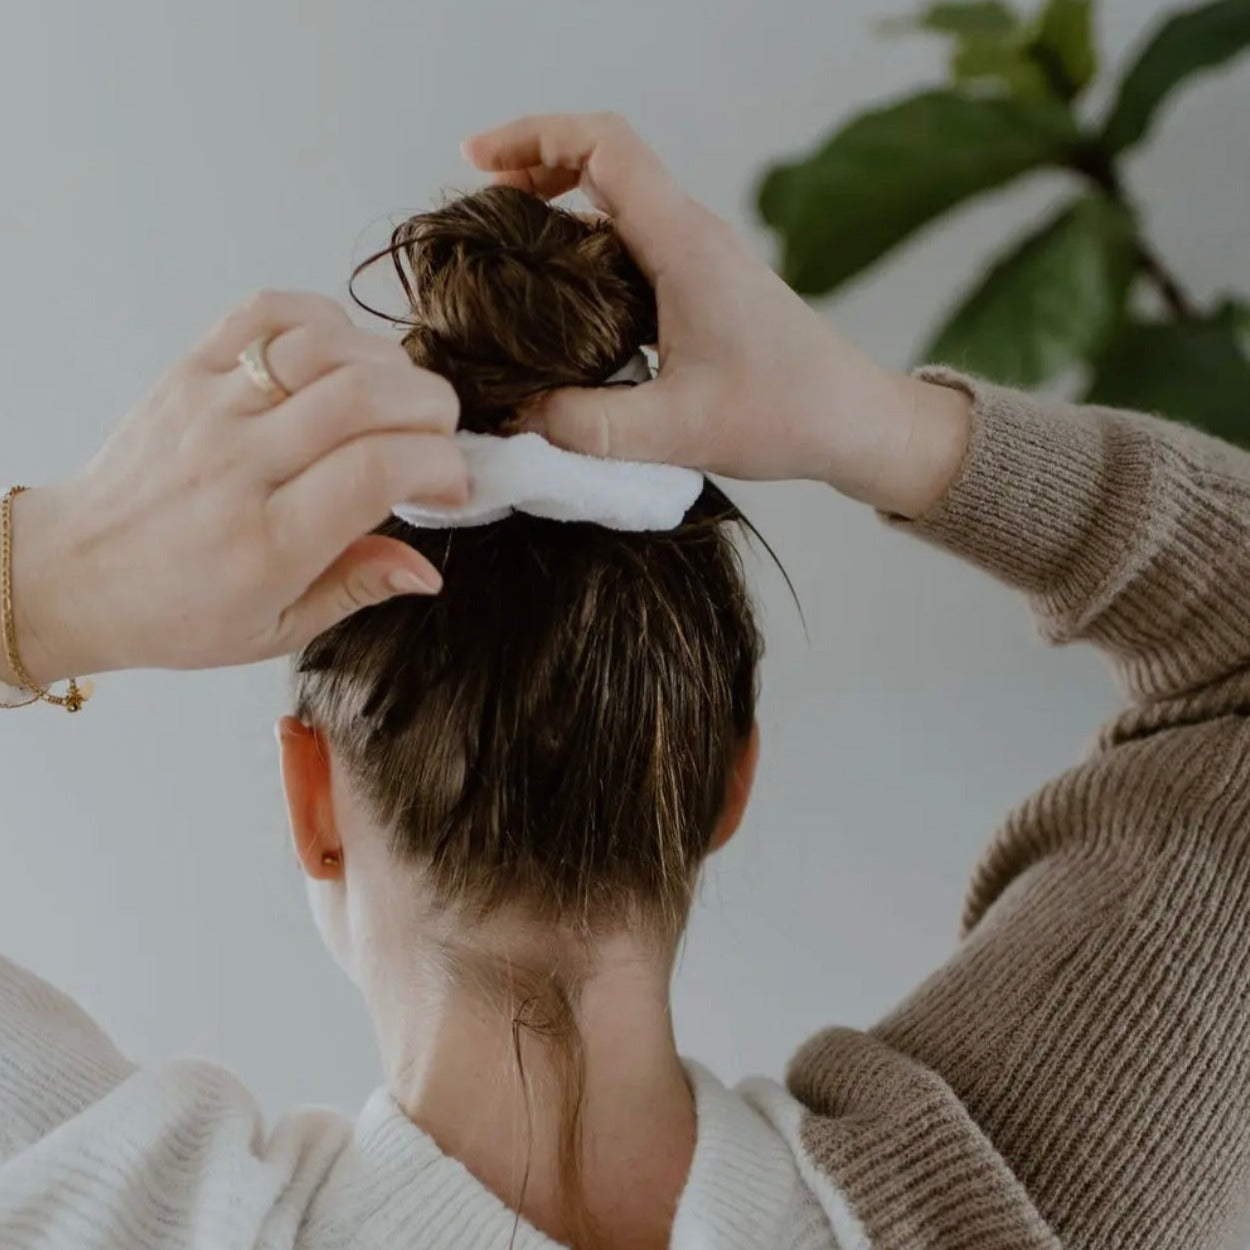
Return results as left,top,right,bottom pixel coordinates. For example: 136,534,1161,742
5,290,466,688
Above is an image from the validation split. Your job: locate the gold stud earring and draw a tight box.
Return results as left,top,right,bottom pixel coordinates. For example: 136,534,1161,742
321,851,341,869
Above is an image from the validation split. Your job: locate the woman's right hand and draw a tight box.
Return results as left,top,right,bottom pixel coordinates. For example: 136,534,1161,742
463,113,971,520
5,292,466,689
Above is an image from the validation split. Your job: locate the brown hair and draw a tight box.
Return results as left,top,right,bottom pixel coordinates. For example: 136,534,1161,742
293,186,762,1241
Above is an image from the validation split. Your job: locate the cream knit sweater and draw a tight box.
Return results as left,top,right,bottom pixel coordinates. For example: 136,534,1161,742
3,369,1250,1249
0,946,841,1248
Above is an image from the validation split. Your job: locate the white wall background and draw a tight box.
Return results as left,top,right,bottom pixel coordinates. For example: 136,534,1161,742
1,0,1247,1125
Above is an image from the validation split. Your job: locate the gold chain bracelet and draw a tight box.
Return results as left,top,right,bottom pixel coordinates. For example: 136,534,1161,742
1,485,92,713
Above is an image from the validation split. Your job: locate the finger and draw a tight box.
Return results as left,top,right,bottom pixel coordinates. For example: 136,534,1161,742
524,379,692,466
246,360,459,484
272,535,442,653
486,167,582,200
266,430,468,589
222,317,425,418
463,113,684,278
462,112,633,176
195,290,352,372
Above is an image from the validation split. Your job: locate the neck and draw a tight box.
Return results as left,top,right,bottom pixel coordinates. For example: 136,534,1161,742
370,934,696,1250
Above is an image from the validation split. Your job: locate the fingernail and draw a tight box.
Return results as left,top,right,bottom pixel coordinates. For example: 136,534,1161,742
389,567,442,596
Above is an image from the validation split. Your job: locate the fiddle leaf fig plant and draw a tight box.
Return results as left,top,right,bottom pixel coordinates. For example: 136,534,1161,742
758,0,1250,445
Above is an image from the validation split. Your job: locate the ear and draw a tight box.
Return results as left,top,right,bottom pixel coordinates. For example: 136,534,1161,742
708,722,760,854
276,716,344,881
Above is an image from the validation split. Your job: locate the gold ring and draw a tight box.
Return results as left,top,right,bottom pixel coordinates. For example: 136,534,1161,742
237,335,290,406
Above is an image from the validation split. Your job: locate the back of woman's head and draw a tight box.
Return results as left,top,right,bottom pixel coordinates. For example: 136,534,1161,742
293,186,761,944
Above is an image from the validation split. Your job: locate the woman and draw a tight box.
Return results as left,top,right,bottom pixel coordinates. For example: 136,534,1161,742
2,112,1248,1250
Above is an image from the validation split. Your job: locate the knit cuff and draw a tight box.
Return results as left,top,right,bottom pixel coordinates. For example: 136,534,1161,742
887,367,1250,698
885,367,1135,611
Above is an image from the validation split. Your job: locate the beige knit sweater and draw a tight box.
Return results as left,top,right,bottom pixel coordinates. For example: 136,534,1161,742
787,369,1250,1249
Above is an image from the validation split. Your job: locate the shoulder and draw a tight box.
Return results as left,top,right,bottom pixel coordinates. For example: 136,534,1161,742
676,1060,861,1250
0,953,353,1246
780,1027,1062,1250
0,951,136,1157
0,1048,353,1247
736,1073,873,1250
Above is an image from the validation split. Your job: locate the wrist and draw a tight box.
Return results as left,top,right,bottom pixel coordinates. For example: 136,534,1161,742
821,369,970,518
886,374,973,519
2,484,95,689
806,341,971,517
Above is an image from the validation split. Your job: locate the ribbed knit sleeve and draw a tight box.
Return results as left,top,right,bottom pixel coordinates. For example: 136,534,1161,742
897,368,1250,701
0,953,134,1161
787,373,1250,1250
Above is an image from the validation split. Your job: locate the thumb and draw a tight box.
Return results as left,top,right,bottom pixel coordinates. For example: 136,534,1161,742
279,535,443,646
525,379,684,465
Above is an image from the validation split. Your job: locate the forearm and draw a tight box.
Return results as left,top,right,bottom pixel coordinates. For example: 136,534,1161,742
888,369,1250,701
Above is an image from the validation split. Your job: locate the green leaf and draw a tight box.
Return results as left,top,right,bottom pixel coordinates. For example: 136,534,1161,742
1031,0,1098,100
757,90,1079,296
922,196,1137,386
1084,313,1250,446
882,0,1093,103
1102,0,1250,154
1225,298,1250,356
879,1,1020,37
951,34,1052,99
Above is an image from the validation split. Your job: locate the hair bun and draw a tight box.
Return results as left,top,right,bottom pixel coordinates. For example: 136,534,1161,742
386,186,658,433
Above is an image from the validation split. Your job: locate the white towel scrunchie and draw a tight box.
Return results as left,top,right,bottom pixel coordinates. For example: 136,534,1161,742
392,353,703,533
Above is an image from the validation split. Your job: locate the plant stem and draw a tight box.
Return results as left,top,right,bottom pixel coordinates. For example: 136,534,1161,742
1134,239,1200,323
1071,144,1201,322
1028,44,1078,107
